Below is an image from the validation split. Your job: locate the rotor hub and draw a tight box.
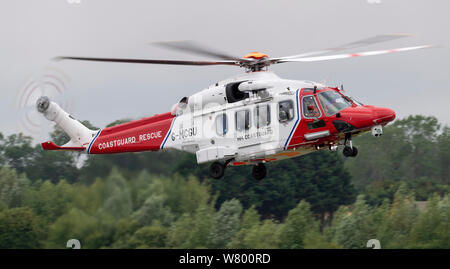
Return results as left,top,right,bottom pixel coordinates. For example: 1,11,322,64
243,52,269,60
36,96,50,113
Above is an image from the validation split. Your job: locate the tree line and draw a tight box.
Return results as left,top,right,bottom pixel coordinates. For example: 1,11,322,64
0,115,448,248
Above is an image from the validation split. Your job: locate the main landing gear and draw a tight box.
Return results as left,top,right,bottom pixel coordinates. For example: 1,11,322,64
343,133,358,158
209,160,267,180
209,161,226,179
252,163,267,181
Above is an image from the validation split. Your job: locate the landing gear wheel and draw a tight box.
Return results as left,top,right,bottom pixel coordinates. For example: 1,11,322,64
343,146,358,157
252,163,267,181
209,162,225,179
343,146,353,157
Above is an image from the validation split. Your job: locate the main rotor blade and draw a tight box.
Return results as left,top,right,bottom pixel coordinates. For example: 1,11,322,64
54,56,239,66
277,45,434,63
275,34,412,60
153,40,245,62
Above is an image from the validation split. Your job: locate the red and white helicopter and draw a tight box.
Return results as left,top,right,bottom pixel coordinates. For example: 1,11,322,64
37,35,432,180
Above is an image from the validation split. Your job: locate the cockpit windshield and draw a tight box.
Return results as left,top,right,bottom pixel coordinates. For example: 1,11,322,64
317,90,353,116
343,94,364,106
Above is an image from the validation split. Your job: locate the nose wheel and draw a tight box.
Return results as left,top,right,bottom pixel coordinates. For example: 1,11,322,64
252,163,267,180
343,133,358,158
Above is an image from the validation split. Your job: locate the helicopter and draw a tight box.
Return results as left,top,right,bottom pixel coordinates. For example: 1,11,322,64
36,34,432,180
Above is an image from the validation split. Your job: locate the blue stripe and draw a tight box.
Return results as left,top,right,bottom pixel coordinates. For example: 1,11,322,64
284,89,300,150
87,129,102,154
161,118,176,149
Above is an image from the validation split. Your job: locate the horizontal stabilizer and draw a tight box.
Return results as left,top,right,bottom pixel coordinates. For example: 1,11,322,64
41,141,86,151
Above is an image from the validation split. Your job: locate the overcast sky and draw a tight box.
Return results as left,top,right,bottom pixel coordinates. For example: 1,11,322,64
1,0,449,142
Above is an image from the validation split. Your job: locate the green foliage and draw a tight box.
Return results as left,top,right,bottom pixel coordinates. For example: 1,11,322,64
134,195,174,227
47,208,103,249
0,114,448,249
408,194,450,248
209,199,243,248
167,213,194,248
227,205,260,248
167,203,215,249
279,200,314,249
0,200,7,212
382,183,419,248
0,133,34,175
127,224,168,249
176,150,356,221
242,219,281,249
185,204,215,248
97,168,133,219
0,132,80,183
347,115,448,192
0,207,44,249
0,167,29,208
24,180,75,223
332,195,378,249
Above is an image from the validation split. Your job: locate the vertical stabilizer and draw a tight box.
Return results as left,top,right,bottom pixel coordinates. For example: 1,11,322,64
37,96,98,151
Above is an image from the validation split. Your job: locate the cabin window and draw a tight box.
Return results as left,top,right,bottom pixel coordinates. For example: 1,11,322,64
302,95,321,118
235,110,251,131
278,100,294,122
254,105,271,128
215,114,228,136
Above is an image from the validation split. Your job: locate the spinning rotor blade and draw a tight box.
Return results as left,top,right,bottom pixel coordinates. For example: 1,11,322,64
277,45,434,63
15,68,74,139
153,40,245,62
54,56,239,66
275,34,412,60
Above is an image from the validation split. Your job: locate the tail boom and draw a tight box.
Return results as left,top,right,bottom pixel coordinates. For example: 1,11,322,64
88,112,175,154
37,96,176,154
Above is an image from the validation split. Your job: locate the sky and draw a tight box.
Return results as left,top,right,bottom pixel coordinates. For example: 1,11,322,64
0,0,449,143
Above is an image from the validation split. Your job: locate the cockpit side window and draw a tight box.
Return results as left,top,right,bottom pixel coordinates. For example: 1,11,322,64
302,95,321,118
278,100,294,122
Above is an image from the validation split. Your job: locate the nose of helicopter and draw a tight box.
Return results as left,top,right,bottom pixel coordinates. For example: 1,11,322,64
333,105,395,132
371,106,396,124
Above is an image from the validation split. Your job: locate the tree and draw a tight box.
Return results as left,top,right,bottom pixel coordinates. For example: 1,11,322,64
242,219,281,249
346,115,447,191
0,167,29,208
0,133,34,175
0,207,44,249
279,200,315,249
167,200,215,249
333,195,377,249
134,195,174,227
209,199,243,248
97,169,133,220
185,204,214,248
47,208,103,249
408,194,449,248
164,175,214,217
382,183,418,248
174,150,356,221
437,127,450,184
227,205,260,248
24,180,75,223
167,213,194,248
127,224,168,249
